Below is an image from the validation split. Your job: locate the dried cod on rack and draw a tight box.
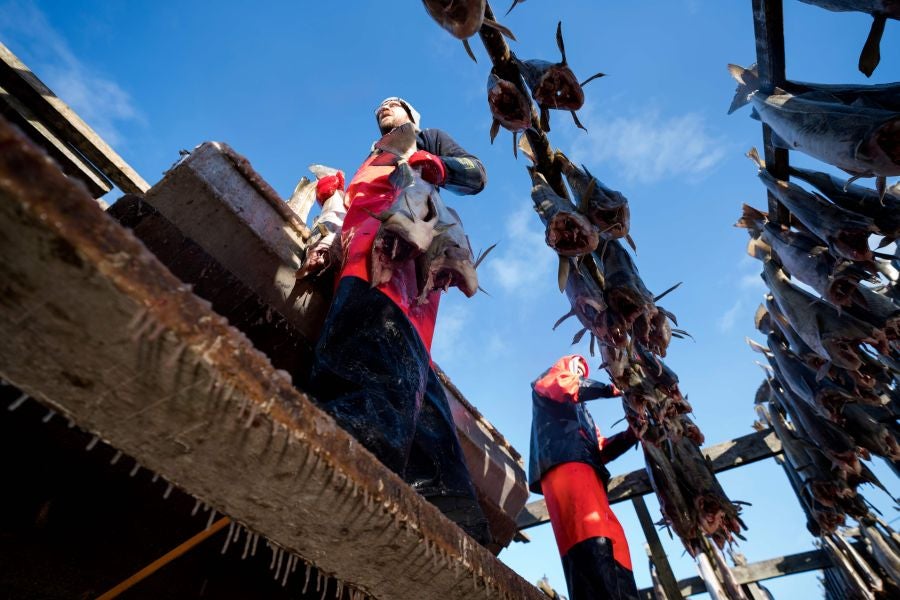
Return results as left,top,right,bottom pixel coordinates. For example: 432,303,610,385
754,383,900,600
423,0,747,554
797,0,900,77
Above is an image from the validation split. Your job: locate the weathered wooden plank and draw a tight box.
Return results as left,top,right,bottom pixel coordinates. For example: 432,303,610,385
0,116,545,600
517,430,782,529
633,496,683,600
0,41,149,194
638,548,831,598
0,83,113,197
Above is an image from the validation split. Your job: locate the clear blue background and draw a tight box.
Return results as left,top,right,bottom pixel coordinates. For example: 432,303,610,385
2,1,898,597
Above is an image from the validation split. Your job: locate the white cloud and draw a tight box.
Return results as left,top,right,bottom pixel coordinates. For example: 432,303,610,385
567,105,726,184
0,1,143,147
717,299,743,332
485,206,556,294
431,303,469,362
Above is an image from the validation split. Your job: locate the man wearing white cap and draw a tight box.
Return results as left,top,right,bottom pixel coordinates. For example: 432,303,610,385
309,97,491,545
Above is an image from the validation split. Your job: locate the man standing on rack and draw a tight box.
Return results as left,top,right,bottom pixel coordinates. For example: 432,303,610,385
530,354,640,599
309,97,491,545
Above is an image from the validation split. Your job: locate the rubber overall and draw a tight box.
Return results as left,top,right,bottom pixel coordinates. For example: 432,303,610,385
529,355,639,600
309,131,490,545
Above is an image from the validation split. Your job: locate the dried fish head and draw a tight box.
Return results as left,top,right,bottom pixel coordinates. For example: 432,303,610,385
530,170,600,256
487,71,533,132
421,0,486,39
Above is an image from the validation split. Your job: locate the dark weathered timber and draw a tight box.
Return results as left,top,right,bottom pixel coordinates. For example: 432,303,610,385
751,0,791,225
638,548,832,598
517,430,782,529
633,495,682,600
0,42,149,195
0,83,113,197
0,116,545,600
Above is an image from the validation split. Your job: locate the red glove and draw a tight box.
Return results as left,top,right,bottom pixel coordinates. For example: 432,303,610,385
408,150,446,185
315,171,345,205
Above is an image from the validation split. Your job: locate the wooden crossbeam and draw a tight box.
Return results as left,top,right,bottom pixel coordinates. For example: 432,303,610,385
0,41,149,195
516,430,782,529
638,548,831,598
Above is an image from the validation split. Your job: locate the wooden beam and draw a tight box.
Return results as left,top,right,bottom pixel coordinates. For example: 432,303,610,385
638,548,831,598
0,116,546,600
633,496,682,599
0,42,149,195
517,430,782,529
751,0,790,225
0,84,113,197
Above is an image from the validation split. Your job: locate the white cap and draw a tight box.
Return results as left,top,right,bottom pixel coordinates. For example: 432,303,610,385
375,97,421,131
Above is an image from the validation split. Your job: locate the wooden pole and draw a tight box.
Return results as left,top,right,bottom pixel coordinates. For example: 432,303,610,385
95,517,231,600
750,0,790,225
632,495,682,599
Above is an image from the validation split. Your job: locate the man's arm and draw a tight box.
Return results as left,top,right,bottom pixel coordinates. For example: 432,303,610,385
597,428,639,465
417,129,487,195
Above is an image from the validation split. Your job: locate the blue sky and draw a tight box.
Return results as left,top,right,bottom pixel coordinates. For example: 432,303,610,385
1,1,898,597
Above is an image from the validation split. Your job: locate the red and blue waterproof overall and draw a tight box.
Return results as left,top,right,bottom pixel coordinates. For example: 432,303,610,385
309,128,490,543
529,355,639,600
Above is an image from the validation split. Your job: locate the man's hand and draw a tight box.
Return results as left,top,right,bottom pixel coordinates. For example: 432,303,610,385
408,150,447,185
315,171,345,205
609,384,623,397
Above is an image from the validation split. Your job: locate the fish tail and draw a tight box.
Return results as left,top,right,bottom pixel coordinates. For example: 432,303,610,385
727,63,759,114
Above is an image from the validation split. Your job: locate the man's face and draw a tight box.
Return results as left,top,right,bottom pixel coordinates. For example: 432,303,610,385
376,100,411,134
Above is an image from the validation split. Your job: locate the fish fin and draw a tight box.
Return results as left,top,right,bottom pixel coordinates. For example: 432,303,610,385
558,255,571,292
580,72,605,88
572,327,588,345
489,119,500,144
308,164,340,179
745,147,764,169
735,203,768,232
727,63,759,114
512,131,518,158
540,106,551,132
626,233,637,252
746,237,772,260
474,243,498,268
843,174,865,191
482,18,516,41
555,21,566,64
859,15,886,77
287,176,316,224
746,337,771,355
749,107,761,121
518,134,536,164
654,281,683,302
570,110,587,132
462,39,477,63
660,307,678,326
504,0,522,16
553,309,576,330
